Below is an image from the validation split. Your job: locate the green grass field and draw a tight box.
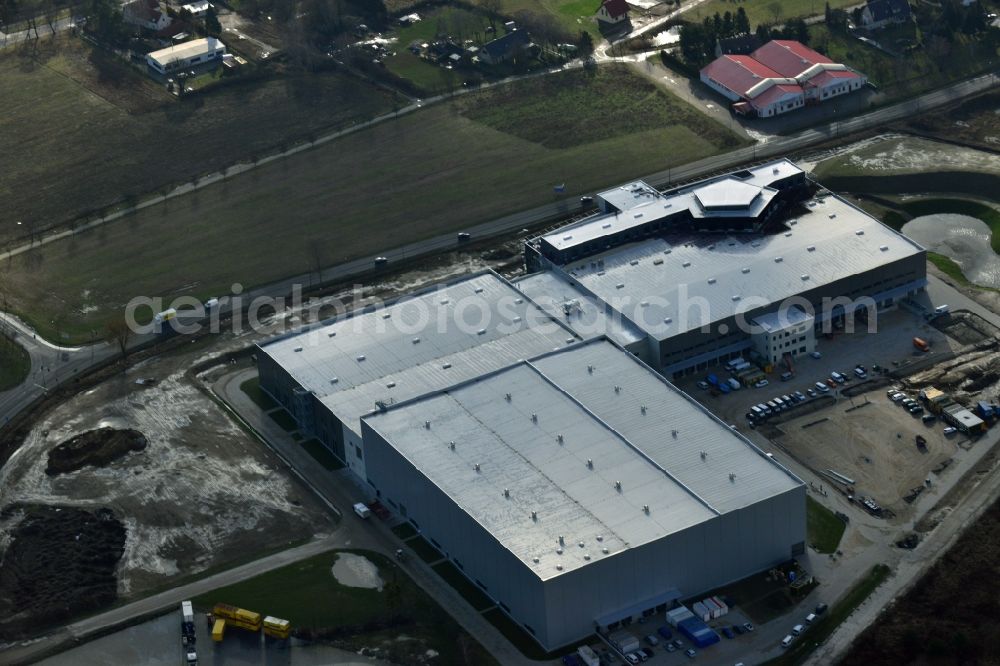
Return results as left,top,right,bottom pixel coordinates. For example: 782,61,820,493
191,549,496,665
240,376,278,411
471,0,600,37
927,252,971,286
688,0,856,28
301,438,346,470
0,335,31,392
806,496,846,554
0,37,400,243
4,64,746,343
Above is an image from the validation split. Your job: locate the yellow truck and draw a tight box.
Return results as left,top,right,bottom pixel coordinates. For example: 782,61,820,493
263,616,291,640
212,618,226,642
212,603,262,632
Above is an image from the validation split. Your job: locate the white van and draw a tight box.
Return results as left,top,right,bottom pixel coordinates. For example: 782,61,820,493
781,635,793,648
792,624,805,636
353,503,371,519
805,613,817,624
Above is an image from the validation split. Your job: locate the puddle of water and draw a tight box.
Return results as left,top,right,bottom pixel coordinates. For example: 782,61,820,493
652,26,681,46
902,214,1000,289
331,553,384,591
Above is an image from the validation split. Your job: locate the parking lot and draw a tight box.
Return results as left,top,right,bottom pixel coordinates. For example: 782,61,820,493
675,308,962,517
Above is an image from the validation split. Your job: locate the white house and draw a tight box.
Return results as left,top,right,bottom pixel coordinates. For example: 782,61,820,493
123,0,172,31
595,0,629,25
146,37,226,75
182,0,211,17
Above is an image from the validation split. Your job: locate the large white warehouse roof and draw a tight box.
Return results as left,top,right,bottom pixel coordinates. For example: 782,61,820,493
557,193,924,341
259,271,580,436
362,339,802,580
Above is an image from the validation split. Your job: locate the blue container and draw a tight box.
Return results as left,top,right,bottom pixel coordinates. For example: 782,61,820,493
678,617,720,649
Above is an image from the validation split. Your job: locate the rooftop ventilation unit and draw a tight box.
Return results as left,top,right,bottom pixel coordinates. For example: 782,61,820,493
587,365,594,374
357,354,366,361
531,512,537,522
503,488,510,498
784,232,792,237
563,235,573,241
474,463,481,472
742,267,750,273
587,458,593,469
732,295,741,301
616,283,625,289
829,213,837,219
558,535,565,545
382,313,391,320
596,535,603,542
614,480,622,491
801,274,810,281
557,434,564,443
855,229,865,235
729,472,737,482
664,249,672,254
424,420,430,429
640,405,647,415
386,381,396,389
440,298,449,305
642,505,650,514
532,555,539,562
640,301,649,307
474,287,483,293
653,258,663,265
531,413,538,423
682,261,691,267
700,451,707,460
412,337,420,344
293,347,303,352
807,245,816,252
556,564,563,571
880,245,889,251
602,223,611,229
330,377,338,384
672,430,678,438
602,547,609,554
477,328,486,335
515,298,523,304
614,385,621,393
327,331,336,337
775,257,783,263
449,441,456,450
630,260,639,266
584,554,591,561
664,317,672,324
505,392,512,401
578,541,585,548
708,278,716,284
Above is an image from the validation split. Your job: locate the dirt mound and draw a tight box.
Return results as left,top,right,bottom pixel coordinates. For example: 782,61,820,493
46,427,147,475
0,505,126,638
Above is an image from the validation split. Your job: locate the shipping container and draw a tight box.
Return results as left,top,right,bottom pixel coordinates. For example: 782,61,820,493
181,601,194,624
692,601,711,622
608,631,640,653
263,616,291,639
711,596,729,616
702,598,721,619
576,645,600,666
212,619,226,642
212,603,262,631
913,337,930,352
666,606,694,627
677,617,720,648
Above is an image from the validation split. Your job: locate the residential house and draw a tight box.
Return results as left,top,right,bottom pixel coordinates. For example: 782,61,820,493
124,0,172,32
595,0,629,25
479,29,531,65
860,0,912,29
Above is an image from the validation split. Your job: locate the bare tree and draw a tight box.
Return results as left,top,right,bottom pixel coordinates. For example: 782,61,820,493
482,0,503,33
767,1,783,23
105,317,132,359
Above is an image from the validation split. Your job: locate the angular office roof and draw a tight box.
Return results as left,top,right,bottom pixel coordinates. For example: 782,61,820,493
259,271,580,436
513,271,646,348
597,181,664,213
555,192,924,341
539,160,802,255
362,339,801,579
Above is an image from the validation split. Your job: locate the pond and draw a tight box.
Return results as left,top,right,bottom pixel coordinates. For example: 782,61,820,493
901,214,1000,289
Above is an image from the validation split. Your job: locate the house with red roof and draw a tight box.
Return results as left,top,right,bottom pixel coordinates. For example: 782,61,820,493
595,0,629,25
699,40,866,118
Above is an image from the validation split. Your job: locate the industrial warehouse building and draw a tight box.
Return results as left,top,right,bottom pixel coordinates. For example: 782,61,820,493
523,159,927,378
257,271,581,481
146,37,226,74
699,40,867,117
361,338,805,650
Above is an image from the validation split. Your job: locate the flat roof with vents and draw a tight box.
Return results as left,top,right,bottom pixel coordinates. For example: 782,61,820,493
259,271,580,438
361,338,802,579
552,192,924,342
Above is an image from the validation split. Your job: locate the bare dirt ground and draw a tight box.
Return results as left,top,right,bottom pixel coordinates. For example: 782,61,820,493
0,340,336,637
773,394,960,521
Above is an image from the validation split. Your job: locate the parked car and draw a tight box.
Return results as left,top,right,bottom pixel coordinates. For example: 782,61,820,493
722,626,735,639
825,378,837,388
805,613,817,624
673,639,684,649
854,367,867,379
697,381,710,390
908,404,925,415
580,195,594,206
815,603,828,615
807,388,817,397
890,392,906,402
810,351,822,359
685,649,696,658
457,232,471,241
743,622,754,632
922,414,937,423
664,642,677,653
754,379,769,388
944,427,958,435
374,256,388,265
780,371,794,381
624,653,639,665
639,647,654,660
792,624,805,636
781,635,794,648
815,382,829,393
645,634,659,646
794,391,806,402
